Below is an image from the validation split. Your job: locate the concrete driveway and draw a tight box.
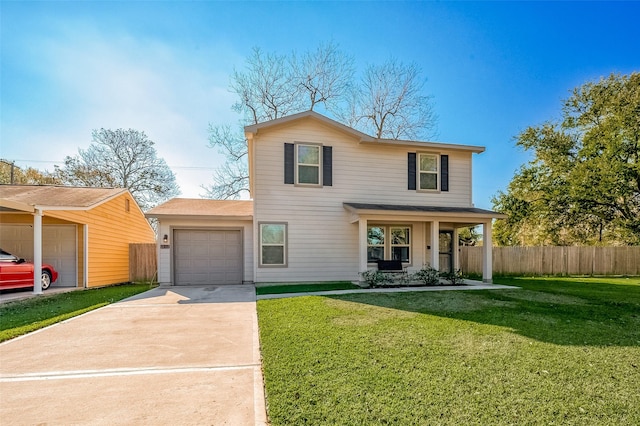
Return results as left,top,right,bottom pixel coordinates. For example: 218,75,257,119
0,285,267,425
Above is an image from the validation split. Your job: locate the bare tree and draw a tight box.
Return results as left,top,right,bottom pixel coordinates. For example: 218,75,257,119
291,41,355,113
346,59,437,139
201,124,249,199
205,43,355,200
55,128,180,210
230,47,299,124
205,46,437,199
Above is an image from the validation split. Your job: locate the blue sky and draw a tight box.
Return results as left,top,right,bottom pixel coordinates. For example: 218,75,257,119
2,1,639,209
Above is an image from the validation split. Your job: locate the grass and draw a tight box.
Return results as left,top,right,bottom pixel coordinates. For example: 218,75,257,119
257,277,640,425
256,281,360,295
0,283,153,342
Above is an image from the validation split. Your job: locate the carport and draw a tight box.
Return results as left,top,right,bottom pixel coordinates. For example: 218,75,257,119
0,185,156,291
1,197,58,293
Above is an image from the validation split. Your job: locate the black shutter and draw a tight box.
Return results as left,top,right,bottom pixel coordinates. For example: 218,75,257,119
408,153,416,190
322,146,332,186
441,155,449,192
284,143,294,184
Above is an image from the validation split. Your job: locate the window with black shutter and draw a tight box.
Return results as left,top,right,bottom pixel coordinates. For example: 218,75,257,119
284,143,294,184
440,155,449,192
322,146,332,186
284,142,332,187
408,153,416,190
409,152,449,192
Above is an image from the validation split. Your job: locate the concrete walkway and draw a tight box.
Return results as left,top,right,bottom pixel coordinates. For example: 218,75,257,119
257,279,519,300
0,285,267,426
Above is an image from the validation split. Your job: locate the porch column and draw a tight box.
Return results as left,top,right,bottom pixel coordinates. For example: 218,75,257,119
358,218,368,274
430,220,439,270
452,227,460,271
33,208,43,295
482,221,493,283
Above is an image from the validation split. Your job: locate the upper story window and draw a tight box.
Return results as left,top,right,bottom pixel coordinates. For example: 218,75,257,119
284,143,332,187
408,152,449,192
419,153,438,191
296,144,321,185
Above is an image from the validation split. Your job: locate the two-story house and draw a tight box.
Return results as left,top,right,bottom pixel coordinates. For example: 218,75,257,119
147,111,504,286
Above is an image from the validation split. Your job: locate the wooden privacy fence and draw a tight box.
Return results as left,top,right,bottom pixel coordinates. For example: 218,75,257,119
129,243,157,282
460,246,640,276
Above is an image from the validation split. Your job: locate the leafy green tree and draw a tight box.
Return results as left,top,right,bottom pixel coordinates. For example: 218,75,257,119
493,72,640,246
458,226,481,246
55,129,180,211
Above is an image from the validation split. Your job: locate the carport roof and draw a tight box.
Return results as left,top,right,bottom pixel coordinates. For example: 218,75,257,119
146,198,253,220
0,185,128,212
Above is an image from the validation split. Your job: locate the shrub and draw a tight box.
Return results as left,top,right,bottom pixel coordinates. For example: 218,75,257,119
411,266,440,286
440,269,465,285
360,270,392,288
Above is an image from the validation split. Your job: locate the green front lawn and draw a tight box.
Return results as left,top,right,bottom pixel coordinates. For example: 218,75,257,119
257,277,640,425
0,283,153,342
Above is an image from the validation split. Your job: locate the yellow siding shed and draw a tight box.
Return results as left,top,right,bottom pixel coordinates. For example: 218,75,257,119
0,185,155,288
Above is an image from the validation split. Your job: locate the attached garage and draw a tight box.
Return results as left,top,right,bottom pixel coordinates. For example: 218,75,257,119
174,229,243,285
146,199,254,286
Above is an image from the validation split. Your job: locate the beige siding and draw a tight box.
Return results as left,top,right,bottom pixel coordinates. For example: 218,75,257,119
252,118,477,282
156,219,254,285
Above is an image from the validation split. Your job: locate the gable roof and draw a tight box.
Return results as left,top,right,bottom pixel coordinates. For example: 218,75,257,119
146,198,253,220
244,110,372,141
244,110,485,153
0,185,128,213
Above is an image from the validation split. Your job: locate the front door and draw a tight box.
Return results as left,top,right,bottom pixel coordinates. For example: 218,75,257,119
439,231,453,273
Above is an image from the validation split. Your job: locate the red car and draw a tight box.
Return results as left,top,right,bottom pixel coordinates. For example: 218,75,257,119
0,249,59,290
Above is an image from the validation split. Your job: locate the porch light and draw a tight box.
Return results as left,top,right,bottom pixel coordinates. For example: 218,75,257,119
163,234,169,244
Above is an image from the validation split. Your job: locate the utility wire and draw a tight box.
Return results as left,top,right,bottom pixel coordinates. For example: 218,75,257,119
2,159,220,171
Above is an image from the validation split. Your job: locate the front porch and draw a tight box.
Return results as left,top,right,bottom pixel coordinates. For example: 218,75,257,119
343,203,507,283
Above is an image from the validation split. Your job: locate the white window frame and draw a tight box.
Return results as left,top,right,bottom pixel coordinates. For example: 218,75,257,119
367,226,385,263
367,225,412,265
390,226,411,263
259,223,288,267
295,143,322,186
418,152,439,192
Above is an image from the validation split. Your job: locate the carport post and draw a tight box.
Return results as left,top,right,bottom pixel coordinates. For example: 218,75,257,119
33,208,43,294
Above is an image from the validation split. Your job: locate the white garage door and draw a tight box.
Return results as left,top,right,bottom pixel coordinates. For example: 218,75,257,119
0,224,77,287
174,229,243,285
